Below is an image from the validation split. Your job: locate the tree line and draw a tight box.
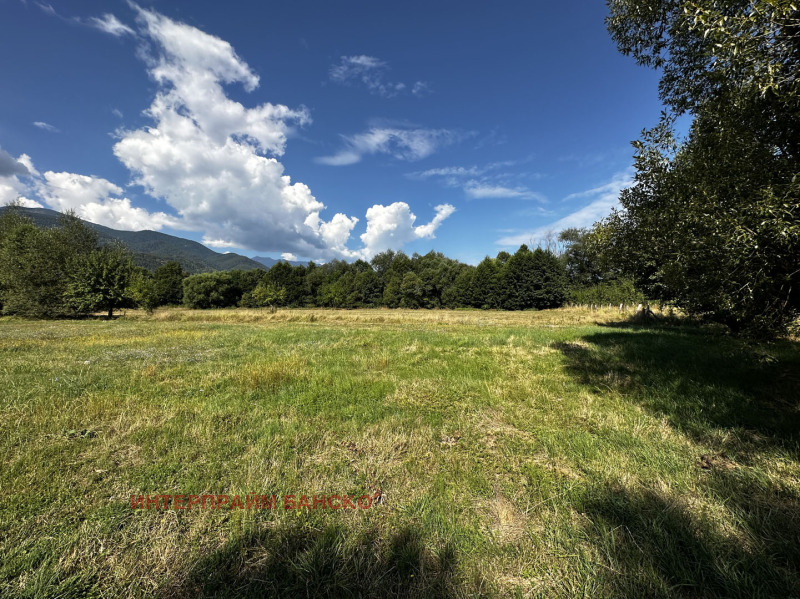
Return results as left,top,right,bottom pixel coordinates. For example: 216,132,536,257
182,244,572,310
0,206,638,317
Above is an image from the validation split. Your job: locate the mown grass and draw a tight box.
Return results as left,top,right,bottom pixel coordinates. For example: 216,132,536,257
0,307,798,598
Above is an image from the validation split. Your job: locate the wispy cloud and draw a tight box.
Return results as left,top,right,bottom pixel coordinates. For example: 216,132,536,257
317,127,463,166
90,14,135,37
33,121,59,133
496,170,633,247
38,2,136,37
411,166,483,179
36,2,56,16
464,182,545,201
409,159,545,201
411,81,431,97
329,55,429,98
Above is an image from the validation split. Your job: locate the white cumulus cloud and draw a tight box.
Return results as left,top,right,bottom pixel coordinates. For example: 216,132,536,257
106,5,392,259
0,147,30,177
0,154,175,229
4,5,456,260
0,150,40,207
359,202,455,259
38,170,178,230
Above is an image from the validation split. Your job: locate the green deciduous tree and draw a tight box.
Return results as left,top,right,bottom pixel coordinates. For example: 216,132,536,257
129,269,159,314
605,0,800,335
152,261,187,306
240,281,287,308
0,208,100,317
182,272,241,309
64,244,135,318
399,272,424,308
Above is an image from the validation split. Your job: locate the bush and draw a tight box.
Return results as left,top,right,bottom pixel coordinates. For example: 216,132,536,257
182,272,241,308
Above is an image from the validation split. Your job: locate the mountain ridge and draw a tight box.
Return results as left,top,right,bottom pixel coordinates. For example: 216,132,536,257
0,207,268,274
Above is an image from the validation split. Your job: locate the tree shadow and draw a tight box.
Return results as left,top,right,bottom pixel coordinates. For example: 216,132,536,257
579,477,800,598
555,327,800,450
159,520,462,599
556,326,800,595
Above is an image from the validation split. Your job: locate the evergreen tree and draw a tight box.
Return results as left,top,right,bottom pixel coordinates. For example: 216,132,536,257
528,247,568,310
500,245,535,310
352,268,381,306
382,274,402,308
473,257,500,309
442,267,475,308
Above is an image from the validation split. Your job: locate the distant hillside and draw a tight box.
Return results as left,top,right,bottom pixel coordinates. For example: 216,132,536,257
0,207,265,274
251,256,308,268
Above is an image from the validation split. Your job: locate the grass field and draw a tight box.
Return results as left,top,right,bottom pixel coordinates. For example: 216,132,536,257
1,308,799,598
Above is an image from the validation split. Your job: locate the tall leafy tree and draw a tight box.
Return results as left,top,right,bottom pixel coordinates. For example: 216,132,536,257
182,272,241,308
605,0,800,335
559,228,603,288
240,281,287,308
64,244,135,318
129,268,159,314
152,261,187,306
399,272,424,308
0,208,99,317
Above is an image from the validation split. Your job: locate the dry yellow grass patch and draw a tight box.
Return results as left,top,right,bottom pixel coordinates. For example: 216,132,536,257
486,494,528,544
126,306,630,328
233,356,309,391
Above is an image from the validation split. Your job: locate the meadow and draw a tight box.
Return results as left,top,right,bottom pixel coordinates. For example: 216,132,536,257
1,307,798,598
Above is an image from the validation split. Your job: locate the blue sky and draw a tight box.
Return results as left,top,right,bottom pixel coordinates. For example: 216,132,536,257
0,0,668,264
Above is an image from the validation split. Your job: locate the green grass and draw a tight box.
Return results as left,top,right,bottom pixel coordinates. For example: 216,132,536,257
1,308,798,598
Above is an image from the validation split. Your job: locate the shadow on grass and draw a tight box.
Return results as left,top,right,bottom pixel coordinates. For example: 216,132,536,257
581,481,800,598
160,521,462,599
555,327,800,449
557,325,800,596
